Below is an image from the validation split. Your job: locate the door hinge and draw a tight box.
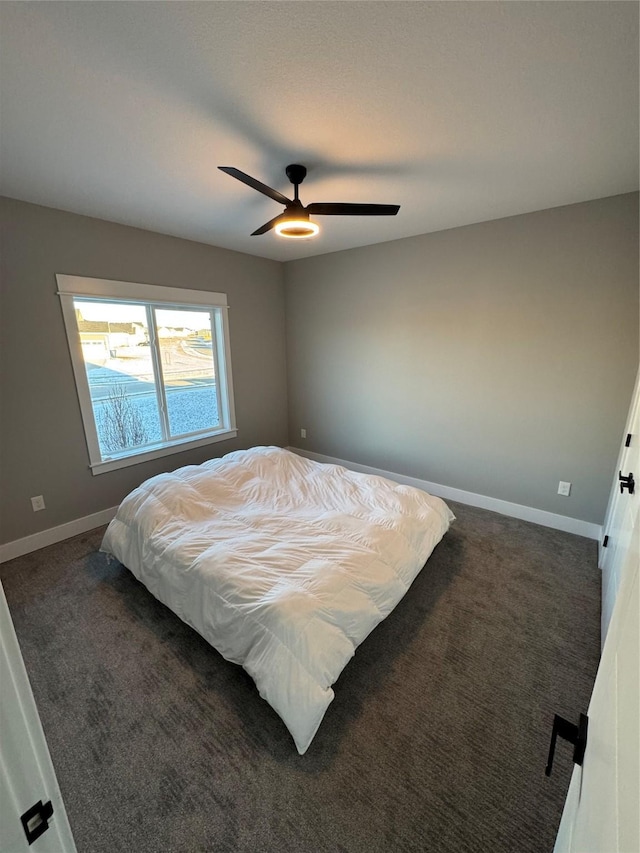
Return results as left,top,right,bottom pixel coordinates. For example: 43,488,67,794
619,470,635,495
603,534,609,548
625,433,632,447
21,799,54,845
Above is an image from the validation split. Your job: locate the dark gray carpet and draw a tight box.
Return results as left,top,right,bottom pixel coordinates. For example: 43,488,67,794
1,502,600,853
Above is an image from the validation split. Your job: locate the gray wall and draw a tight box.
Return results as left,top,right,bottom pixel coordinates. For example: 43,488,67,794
2,193,637,544
285,193,639,525
0,197,288,543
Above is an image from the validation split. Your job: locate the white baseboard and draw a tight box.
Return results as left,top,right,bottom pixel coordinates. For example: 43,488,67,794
0,506,118,564
288,447,603,541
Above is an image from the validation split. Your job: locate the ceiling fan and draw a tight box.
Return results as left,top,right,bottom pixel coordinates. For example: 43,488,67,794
218,164,400,239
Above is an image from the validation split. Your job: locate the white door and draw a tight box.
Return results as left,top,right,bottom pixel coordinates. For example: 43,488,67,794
0,584,77,852
553,371,640,853
600,367,640,644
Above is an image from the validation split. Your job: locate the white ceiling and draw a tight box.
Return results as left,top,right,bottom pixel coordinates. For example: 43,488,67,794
1,1,638,262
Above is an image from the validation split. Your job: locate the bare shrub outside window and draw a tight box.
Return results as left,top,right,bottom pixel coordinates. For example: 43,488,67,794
98,384,149,453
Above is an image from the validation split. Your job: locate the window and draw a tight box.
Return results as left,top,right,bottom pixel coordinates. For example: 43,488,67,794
58,275,236,474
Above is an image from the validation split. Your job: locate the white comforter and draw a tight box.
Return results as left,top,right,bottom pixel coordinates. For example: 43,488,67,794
101,446,454,753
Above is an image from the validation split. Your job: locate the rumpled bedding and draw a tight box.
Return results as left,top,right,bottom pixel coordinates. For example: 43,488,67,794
101,446,454,753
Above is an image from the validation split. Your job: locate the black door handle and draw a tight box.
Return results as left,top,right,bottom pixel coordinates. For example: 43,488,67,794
545,713,588,777
619,471,635,494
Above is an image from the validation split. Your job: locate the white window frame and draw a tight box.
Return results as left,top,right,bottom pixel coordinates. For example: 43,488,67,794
57,274,237,475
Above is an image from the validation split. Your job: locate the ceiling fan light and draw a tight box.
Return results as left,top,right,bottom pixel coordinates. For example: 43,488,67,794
275,219,320,239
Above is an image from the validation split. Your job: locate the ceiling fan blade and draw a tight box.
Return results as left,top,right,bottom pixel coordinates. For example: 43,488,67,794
218,167,292,206
251,214,286,236
306,203,400,216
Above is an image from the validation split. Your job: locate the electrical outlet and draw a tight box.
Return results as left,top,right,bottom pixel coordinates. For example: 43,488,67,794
300,428,307,439
557,481,571,497
31,495,46,512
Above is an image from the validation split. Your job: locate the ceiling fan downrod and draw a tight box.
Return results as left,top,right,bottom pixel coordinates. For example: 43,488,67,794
285,164,307,204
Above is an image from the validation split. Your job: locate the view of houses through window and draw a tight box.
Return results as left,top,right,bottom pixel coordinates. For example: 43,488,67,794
75,299,221,458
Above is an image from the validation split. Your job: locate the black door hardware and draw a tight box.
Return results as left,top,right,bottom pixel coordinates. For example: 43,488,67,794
545,713,588,777
619,470,635,494
20,799,54,845
602,535,609,548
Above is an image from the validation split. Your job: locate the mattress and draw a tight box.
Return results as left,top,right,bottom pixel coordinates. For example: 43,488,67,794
100,446,454,753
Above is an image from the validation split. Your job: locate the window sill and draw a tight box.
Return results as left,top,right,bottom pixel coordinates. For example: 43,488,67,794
89,429,238,475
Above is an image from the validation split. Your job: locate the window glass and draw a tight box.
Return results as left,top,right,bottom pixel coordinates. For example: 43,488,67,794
75,300,163,456
155,308,221,437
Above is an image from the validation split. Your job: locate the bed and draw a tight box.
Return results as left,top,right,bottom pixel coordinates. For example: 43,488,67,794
100,446,454,753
